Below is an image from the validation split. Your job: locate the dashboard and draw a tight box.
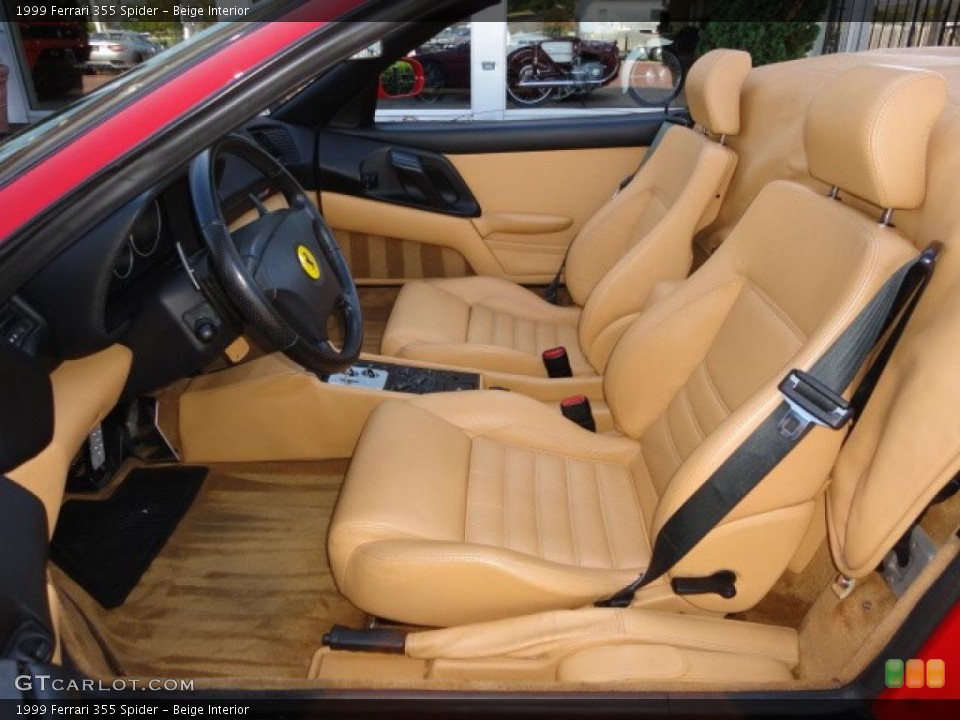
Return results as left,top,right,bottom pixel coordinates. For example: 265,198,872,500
7,171,239,400
0,122,313,400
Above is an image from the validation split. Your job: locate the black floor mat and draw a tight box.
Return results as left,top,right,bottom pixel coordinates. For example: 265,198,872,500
51,466,206,609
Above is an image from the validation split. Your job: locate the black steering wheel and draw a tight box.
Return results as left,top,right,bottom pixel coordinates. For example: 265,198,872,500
189,134,362,375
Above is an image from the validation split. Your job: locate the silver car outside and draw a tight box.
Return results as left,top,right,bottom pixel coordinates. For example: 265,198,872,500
88,32,158,72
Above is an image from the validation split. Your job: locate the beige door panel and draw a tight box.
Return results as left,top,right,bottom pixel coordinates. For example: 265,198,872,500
332,228,475,285
448,146,647,279
321,191,503,281
321,146,646,284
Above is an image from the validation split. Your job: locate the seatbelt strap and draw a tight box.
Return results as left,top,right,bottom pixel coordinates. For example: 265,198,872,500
848,241,942,424
542,115,691,305
596,245,941,608
613,118,681,196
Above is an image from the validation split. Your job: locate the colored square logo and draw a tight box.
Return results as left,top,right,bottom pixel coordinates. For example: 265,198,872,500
926,659,946,689
885,659,904,688
906,658,926,688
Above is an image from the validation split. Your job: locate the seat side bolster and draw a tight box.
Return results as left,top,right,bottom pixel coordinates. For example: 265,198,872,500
341,539,639,627
380,280,471,356
578,134,737,372
327,400,472,583
604,276,745,438
409,390,641,462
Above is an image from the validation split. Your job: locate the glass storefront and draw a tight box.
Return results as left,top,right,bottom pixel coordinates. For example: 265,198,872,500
376,1,695,122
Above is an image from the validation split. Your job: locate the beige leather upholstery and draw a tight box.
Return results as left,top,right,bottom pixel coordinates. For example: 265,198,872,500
329,65,937,627
684,49,753,136
695,51,958,582
805,64,946,210
329,392,651,626
406,608,798,685
381,52,749,377
379,276,590,377
9,346,132,536
312,607,798,686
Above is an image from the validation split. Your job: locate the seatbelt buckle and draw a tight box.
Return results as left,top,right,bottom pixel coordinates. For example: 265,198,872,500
561,395,596,432
542,347,573,378
777,369,852,439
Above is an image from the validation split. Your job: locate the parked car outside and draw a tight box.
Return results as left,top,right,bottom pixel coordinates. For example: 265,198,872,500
88,30,160,73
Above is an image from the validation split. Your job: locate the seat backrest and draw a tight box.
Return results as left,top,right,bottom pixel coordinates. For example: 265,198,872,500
602,65,946,612
567,49,752,372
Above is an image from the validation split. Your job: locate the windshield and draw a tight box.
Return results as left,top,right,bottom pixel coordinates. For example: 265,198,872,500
0,23,239,168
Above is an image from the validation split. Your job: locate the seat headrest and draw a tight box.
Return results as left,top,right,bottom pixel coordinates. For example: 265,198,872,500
805,64,947,210
684,49,752,136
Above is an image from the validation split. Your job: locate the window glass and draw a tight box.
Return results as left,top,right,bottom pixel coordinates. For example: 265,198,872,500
504,1,688,111
0,0,213,114
376,22,472,115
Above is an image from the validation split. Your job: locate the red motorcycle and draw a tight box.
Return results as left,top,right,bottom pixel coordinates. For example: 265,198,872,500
506,37,620,107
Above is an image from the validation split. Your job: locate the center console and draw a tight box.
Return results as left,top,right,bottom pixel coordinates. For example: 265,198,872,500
326,360,480,394
177,351,606,464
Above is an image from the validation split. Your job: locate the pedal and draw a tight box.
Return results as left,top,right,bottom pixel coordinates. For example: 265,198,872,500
125,397,179,463
67,421,124,492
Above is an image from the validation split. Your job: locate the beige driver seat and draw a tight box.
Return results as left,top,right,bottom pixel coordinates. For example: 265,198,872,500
380,50,752,378
330,65,945,628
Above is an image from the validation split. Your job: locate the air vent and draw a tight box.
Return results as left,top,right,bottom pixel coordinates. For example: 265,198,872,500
249,126,300,164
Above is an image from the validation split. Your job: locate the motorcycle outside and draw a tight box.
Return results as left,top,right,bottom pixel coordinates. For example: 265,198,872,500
505,37,620,108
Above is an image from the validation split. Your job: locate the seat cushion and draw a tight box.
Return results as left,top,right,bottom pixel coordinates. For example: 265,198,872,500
380,277,593,377
328,391,655,626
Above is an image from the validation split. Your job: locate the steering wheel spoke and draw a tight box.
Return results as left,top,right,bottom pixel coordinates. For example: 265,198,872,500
190,135,363,374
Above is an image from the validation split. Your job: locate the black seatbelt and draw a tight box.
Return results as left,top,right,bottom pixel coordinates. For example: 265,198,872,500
542,115,692,305
597,244,942,608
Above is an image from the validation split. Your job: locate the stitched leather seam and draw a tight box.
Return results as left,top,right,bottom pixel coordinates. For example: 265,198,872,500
563,459,581,568
625,277,743,346
594,464,618,570
503,443,511,550
680,384,706,442
699,361,732,416
661,410,685,469
743,280,806,343
626,461,651,559
463,436,475,543
866,75,934,208
354,545,641,581
533,451,544,560
543,630,796,666
472,435,636,467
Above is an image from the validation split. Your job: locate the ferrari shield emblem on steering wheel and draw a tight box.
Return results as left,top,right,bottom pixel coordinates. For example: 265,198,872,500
297,244,322,280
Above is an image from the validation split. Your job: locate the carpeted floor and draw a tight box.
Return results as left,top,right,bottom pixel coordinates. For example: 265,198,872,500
54,460,364,679
356,285,400,355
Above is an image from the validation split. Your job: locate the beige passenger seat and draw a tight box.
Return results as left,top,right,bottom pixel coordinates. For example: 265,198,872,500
378,49,753,378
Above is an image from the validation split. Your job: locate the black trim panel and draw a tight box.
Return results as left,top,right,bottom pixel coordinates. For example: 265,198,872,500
333,113,673,155
0,477,53,664
318,132,480,217
0,345,53,475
